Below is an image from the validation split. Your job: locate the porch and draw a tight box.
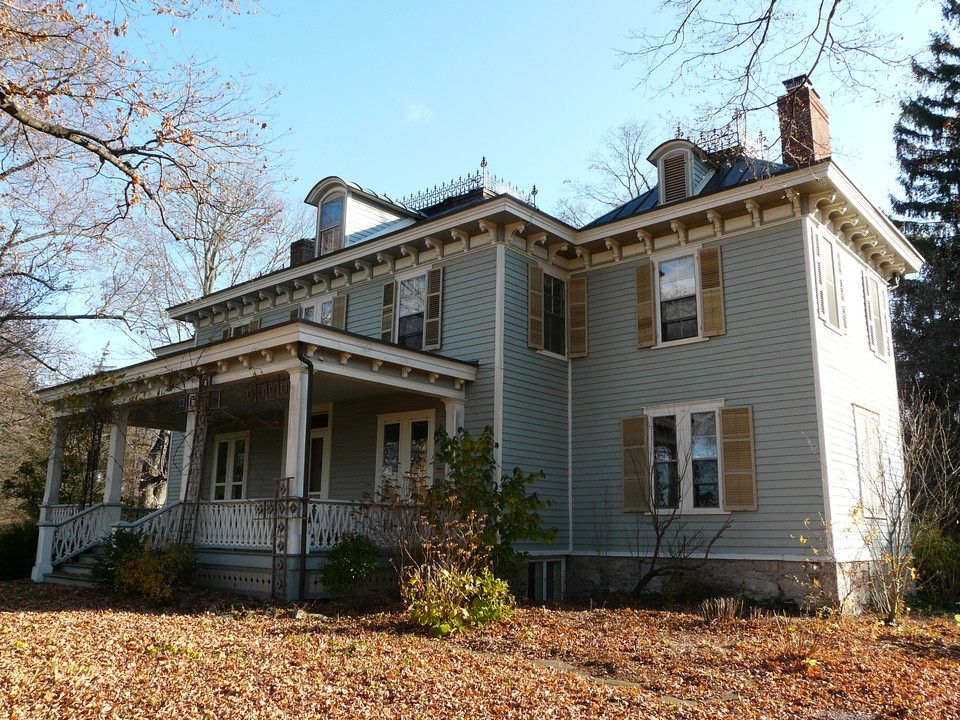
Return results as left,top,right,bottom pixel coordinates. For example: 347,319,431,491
33,320,479,598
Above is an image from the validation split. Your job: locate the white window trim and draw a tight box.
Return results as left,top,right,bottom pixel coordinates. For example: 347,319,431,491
308,404,333,499
817,231,845,334
853,404,885,519
392,266,430,350
301,293,337,325
527,557,566,602
863,273,892,361
644,399,728,515
228,319,258,338
653,245,706,349
210,431,250,501
374,409,436,495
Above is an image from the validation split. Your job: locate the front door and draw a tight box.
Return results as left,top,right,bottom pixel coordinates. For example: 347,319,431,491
376,410,434,498
308,411,331,498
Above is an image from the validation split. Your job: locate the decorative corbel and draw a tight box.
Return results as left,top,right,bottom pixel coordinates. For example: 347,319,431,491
833,213,860,236
285,344,298,358
333,267,353,287
258,290,276,306
183,313,199,324
312,273,330,292
505,222,526,245
226,301,242,313
238,355,251,369
428,372,439,384
400,366,411,378
820,201,848,222
604,237,622,262
423,237,444,259
371,359,383,372
293,279,308,292
705,209,723,236
241,295,258,309
260,349,274,363
304,344,318,358
477,220,498,243
454,379,464,390
670,219,688,245
275,285,293,302
526,232,548,254
548,242,569,263
450,229,470,253
375,252,396,272
217,360,230,373
857,235,879,253
400,244,420,265
784,188,802,216
636,229,654,253
575,247,592,268
339,352,352,365
197,309,214,322
355,259,373,280
744,199,761,228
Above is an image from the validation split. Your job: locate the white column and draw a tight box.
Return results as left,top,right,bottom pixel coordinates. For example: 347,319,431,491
284,367,310,576
33,420,65,582
179,408,197,502
102,409,128,505
443,397,466,437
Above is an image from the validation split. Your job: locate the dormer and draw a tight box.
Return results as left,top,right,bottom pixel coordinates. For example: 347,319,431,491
647,139,716,206
304,177,419,259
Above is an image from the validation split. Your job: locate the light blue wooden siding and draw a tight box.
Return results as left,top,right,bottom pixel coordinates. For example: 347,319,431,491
572,219,823,558
327,393,447,501
344,196,412,246
194,304,293,346
501,249,570,550
691,156,710,189
166,431,185,503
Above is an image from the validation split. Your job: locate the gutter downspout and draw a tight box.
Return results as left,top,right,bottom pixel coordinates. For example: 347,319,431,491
296,341,314,602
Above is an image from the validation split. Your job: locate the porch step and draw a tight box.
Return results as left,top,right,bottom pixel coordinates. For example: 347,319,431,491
42,546,103,589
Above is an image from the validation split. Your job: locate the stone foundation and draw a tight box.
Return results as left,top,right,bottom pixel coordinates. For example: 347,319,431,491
565,555,870,610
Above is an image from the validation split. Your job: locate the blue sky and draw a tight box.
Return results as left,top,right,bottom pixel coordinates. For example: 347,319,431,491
83,0,944,366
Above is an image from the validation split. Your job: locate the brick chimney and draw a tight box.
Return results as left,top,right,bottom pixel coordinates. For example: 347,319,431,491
289,237,315,267
777,75,831,167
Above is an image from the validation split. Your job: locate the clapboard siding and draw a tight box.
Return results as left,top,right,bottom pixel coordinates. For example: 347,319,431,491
166,431,185,503
571,219,823,558
808,219,902,561
501,249,570,550
198,412,285,500
344,196,412,247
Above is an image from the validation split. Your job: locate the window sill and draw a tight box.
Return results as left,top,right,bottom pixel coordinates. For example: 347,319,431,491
641,508,732,516
652,335,709,350
820,320,845,337
536,349,569,362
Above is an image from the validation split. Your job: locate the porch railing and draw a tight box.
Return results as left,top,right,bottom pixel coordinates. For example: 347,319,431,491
194,499,274,550
307,499,367,551
113,502,184,546
47,502,114,565
44,504,81,523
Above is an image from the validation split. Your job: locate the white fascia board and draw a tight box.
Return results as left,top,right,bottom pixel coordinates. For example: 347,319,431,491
575,164,832,244
170,197,573,321
38,323,478,403
824,163,924,273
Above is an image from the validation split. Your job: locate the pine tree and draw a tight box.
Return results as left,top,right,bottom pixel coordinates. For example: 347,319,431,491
891,1,960,402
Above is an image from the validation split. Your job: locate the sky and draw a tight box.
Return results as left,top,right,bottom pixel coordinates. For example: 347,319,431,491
80,0,945,367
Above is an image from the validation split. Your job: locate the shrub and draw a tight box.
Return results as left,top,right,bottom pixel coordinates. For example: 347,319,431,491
913,523,960,600
319,533,379,594
0,521,39,580
95,530,197,604
404,566,513,637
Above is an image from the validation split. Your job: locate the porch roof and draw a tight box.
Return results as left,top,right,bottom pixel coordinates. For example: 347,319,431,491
37,319,479,407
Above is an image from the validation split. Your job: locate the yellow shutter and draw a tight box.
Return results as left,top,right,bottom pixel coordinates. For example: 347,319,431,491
636,262,655,348
721,405,757,511
380,282,395,343
331,295,347,330
622,416,649,512
700,246,725,337
528,264,544,350
569,276,588,358
423,267,443,350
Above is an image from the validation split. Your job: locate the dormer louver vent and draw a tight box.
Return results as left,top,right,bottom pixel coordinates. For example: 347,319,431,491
662,153,687,203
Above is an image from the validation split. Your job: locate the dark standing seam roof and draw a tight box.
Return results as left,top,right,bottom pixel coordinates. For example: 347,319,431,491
581,155,790,230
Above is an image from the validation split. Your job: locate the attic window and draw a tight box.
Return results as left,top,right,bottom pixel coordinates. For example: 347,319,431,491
660,152,689,204
319,193,344,255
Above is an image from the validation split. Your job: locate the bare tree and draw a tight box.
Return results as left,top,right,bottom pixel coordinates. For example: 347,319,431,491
622,1,907,118
556,119,658,227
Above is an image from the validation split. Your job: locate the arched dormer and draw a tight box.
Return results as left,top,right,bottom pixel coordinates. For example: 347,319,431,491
647,139,716,206
304,177,417,257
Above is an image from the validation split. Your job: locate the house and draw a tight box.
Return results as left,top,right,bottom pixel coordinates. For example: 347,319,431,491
32,76,922,605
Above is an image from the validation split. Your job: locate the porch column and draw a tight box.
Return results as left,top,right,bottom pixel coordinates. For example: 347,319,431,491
443,397,466,436
32,420,65,582
285,366,311,597
103,409,128,529
179,408,197,502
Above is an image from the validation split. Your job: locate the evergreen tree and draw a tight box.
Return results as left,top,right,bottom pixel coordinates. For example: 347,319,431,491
891,1,960,402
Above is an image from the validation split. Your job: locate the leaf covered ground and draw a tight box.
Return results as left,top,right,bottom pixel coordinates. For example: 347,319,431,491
0,581,957,719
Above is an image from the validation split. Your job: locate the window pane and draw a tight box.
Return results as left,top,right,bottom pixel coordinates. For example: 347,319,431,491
321,227,341,254
320,196,342,229
302,305,315,322
693,460,719,508
381,423,400,480
409,420,429,476
320,299,334,325
659,256,696,300
215,442,228,485
653,416,678,508
691,412,717,459
232,439,246,493
309,436,324,494
311,412,329,430
543,275,566,355
397,314,424,349
214,485,225,501
399,276,425,317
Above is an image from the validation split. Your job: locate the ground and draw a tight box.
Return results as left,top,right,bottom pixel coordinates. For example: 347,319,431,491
0,581,957,719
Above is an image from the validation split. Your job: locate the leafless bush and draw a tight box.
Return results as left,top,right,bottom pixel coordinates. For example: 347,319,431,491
698,596,742,621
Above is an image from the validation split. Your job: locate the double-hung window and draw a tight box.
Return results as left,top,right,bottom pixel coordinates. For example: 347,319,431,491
297,294,347,329
542,274,566,356
380,267,443,351
212,432,249,501
650,405,721,511
376,410,435,498
319,193,344,255
528,265,589,357
636,246,724,348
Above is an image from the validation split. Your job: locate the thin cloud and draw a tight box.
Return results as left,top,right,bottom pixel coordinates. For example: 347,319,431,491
397,97,434,123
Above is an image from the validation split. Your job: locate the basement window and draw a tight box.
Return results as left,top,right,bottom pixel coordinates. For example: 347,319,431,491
528,559,564,602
